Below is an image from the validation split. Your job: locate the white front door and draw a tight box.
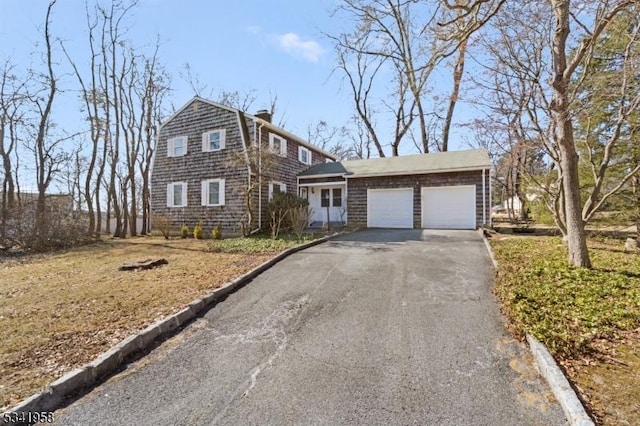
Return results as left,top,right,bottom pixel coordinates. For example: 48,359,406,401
421,185,476,229
367,188,414,228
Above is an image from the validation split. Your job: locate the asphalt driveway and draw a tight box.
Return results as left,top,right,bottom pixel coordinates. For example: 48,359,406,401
55,229,565,425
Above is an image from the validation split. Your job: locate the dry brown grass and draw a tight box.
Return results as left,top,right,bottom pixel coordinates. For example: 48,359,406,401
0,237,275,410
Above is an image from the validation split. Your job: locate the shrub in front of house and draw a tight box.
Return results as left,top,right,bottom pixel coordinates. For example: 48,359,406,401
211,224,222,240
267,193,309,239
181,224,189,238
193,222,203,239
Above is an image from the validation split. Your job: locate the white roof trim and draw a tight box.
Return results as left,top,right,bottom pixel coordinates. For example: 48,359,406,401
160,96,242,130
297,173,346,180
256,119,337,160
344,165,489,179
298,181,347,187
160,97,338,160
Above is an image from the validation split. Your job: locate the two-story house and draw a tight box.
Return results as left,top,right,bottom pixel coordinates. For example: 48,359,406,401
150,97,337,235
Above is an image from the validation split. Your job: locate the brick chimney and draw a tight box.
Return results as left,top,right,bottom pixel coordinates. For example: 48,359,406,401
255,109,272,123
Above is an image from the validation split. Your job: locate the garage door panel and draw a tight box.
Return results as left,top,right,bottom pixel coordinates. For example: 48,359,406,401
367,188,413,229
421,185,475,229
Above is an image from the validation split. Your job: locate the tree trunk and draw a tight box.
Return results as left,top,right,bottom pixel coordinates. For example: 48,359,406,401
549,0,591,267
442,37,467,152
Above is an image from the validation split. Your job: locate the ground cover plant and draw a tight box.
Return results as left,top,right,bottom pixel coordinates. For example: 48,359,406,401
491,236,640,425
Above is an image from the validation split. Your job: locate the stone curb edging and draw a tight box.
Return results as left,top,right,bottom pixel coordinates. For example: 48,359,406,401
479,228,594,426
527,335,595,426
1,233,340,422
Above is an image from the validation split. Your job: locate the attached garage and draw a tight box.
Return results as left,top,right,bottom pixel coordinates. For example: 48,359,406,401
421,185,476,229
297,149,491,230
367,188,413,228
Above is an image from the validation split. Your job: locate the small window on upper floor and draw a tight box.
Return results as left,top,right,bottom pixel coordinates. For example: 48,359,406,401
202,129,226,152
298,146,311,165
167,136,187,157
269,133,287,157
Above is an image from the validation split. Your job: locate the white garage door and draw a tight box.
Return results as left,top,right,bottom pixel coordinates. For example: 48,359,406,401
367,188,413,228
421,185,476,229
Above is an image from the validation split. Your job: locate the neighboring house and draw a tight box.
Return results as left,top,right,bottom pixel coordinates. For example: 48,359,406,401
502,194,538,214
297,149,491,229
150,97,336,234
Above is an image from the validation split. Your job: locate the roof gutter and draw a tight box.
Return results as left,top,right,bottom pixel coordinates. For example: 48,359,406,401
298,172,346,180
256,119,337,161
344,165,489,179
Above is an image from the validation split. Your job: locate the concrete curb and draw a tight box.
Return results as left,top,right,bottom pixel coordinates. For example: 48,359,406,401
527,335,595,426
1,233,340,421
480,229,594,426
479,228,499,268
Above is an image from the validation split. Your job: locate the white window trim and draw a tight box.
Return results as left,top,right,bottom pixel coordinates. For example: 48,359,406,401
167,182,188,207
298,146,311,165
167,136,188,157
201,178,226,206
202,129,226,152
268,181,287,200
269,133,287,157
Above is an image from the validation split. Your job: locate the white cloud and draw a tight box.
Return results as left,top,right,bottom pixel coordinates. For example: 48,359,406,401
275,32,325,63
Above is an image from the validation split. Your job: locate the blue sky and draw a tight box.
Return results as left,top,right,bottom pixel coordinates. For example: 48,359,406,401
0,0,473,164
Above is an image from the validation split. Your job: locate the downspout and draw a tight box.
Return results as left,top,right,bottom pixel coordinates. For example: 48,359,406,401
489,168,493,227
482,168,486,227
253,120,266,234
238,111,261,235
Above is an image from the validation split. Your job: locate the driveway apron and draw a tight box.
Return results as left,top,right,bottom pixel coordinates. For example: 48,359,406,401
55,229,566,425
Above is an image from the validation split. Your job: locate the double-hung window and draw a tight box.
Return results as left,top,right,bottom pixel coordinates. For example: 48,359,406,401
167,182,187,207
269,133,287,157
202,129,226,152
269,181,287,200
201,179,225,206
298,146,311,165
167,136,187,157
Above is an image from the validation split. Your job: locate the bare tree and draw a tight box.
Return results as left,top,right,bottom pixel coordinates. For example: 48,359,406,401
30,0,60,238
330,0,505,154
334,37,387,157
0,60,26,239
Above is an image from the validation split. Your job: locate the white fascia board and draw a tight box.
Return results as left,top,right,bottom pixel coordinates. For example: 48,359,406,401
256,119,338,160
344,166,487,179
297,173,346,180
297,181,347,187
160,96,241,130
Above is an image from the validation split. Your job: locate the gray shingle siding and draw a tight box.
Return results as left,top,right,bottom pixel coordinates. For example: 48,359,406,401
151,99,334,235
151,100,249,235
257,127,331,228
346,170,490,229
